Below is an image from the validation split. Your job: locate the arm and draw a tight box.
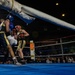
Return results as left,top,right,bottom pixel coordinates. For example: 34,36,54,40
22,29,29,36
4,19,10,32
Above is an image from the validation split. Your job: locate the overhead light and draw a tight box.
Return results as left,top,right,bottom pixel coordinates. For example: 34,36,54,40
56,3,59,5
62,14,65,17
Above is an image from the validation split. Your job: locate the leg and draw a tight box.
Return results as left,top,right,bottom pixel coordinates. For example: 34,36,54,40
3,33,21,65
17,40,26,64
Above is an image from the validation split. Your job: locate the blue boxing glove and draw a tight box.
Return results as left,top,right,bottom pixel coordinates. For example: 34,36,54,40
9,22,15,31
6,14,14,21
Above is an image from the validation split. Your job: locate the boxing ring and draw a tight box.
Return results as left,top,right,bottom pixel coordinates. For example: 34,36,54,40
0,1,75,75
0,63,75,75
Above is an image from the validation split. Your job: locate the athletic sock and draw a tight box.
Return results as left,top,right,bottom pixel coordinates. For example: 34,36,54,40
12,57,21,65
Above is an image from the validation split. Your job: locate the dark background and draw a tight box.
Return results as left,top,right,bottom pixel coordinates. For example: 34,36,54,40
0,0,75,41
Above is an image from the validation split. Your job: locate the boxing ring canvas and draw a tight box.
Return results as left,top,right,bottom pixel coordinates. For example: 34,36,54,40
0,63,75,75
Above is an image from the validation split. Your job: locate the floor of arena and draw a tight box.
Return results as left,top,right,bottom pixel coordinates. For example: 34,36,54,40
0,63,75,75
